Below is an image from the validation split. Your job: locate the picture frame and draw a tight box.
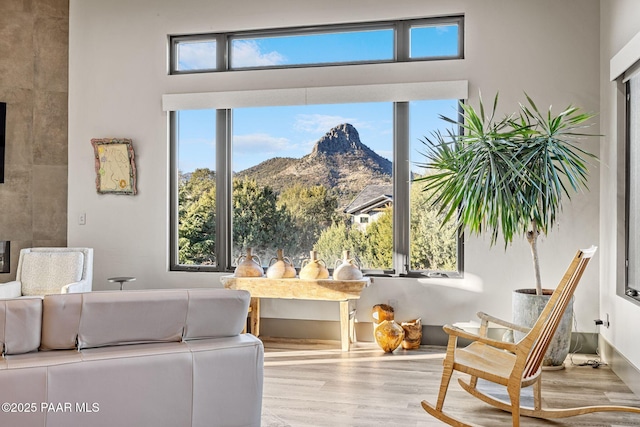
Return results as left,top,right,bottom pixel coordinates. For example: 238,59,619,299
91,138,138,195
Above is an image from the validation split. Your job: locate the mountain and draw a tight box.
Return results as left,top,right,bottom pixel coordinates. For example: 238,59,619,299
236,123,392,207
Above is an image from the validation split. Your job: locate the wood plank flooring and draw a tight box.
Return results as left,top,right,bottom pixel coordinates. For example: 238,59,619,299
261,340,640,427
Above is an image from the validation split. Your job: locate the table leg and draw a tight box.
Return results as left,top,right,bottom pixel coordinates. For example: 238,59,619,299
340,300,350,352
349,301,357,344
250,297,260,337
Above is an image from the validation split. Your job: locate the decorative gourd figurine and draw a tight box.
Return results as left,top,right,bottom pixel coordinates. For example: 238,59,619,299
234,247,264,277
299,250,329,280
266,249,296,279
333,250,363,280
374,320,405,353
401,318,422,350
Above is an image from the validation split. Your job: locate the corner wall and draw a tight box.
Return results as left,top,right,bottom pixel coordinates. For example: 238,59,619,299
0,0,69,280
68,0,603,349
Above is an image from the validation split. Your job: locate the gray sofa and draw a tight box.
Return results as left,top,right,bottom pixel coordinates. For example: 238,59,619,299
0,288,263,427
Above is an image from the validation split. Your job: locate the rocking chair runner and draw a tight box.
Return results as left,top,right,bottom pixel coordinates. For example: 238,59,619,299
422,246,640,426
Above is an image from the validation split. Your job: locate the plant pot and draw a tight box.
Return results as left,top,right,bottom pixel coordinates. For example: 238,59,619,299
512,289,574,368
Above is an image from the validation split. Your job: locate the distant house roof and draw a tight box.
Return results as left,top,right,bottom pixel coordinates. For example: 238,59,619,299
344,184,393,215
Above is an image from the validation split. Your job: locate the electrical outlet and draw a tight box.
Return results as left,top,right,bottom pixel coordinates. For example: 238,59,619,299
79,213,86,225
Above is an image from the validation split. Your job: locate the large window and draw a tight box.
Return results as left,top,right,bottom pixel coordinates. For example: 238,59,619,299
169,17,465,276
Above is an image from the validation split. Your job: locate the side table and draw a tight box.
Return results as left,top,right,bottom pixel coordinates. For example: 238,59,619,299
108,276,136,291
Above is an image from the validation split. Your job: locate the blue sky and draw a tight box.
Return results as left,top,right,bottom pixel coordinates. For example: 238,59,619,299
177,25,459,173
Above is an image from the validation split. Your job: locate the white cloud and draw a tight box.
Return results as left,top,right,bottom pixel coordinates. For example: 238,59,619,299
231,40,285,67
177,42,217,70
293,114,369,134
233,133,292,153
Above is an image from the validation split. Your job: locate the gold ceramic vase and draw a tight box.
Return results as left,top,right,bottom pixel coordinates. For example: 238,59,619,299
299,250,329,280
266,249,296,279
234,247,264,277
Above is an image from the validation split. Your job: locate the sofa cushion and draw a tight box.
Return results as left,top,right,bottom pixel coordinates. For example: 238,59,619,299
40,293,83,351
77,291,189,349
184,289,250,339
20,252,84,296
0,298,42,355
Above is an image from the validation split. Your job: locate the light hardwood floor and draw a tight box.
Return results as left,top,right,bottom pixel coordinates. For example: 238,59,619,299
261,340,640,427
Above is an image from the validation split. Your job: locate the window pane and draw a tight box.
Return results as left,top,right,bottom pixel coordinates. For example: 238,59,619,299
230,29,393,68
176,39,217,71
409,99,459,272
629,76,640,291
410,24,459,58
176,110,217,266
232,103,393,270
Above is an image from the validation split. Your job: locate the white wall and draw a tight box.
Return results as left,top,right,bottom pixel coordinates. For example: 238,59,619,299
68,0,602,338
600,0,640,369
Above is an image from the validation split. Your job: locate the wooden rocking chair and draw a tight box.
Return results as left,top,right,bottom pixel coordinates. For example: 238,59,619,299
422,246,640,426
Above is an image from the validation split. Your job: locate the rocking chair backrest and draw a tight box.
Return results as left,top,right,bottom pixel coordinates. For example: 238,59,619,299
521,246,597,379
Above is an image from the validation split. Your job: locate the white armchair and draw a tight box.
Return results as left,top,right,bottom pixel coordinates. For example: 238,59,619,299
0,247,93,298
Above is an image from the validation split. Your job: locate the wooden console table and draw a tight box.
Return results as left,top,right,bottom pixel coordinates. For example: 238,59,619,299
221,276,370,351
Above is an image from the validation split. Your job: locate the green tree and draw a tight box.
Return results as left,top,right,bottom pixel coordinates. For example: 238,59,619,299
410,179,457,271
232,178,297,263
361,207,393,269
314,221,367,267
278,184,339,257
178,168,216,265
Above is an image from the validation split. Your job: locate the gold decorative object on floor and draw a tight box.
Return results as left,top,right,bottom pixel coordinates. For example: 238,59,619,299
234,247,264,277
374,319,404,353
299,250,329,280
371,303,394,323
266,249,296,279
401,318,422,350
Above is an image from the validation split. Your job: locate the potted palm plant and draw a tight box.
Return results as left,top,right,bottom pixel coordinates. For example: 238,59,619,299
415,93,597,366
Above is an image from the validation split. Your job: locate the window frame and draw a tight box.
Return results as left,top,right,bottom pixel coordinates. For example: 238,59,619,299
624,78,640,302
170,100,464,277
169,15,464,75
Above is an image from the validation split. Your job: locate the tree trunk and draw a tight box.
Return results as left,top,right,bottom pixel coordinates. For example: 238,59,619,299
526,220,543,295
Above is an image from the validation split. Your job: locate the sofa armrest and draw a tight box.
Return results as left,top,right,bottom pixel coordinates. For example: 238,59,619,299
61,279,91,294
0,281,22,299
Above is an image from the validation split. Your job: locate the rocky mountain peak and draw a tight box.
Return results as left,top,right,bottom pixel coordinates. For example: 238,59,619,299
237,123,392,207
310,123,366,156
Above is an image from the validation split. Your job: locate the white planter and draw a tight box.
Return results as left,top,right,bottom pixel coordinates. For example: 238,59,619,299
512,289,574,367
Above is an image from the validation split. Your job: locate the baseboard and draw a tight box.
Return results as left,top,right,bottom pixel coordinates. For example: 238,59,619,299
599,336,640,397
257,319,598,352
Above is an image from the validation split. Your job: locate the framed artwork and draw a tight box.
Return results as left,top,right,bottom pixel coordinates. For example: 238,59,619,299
91,138,137,195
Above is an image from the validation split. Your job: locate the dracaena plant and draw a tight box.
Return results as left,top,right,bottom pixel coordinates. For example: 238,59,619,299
415,93,597,295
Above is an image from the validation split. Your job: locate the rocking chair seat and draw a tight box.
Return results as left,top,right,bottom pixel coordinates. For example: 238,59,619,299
455,342,518,386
